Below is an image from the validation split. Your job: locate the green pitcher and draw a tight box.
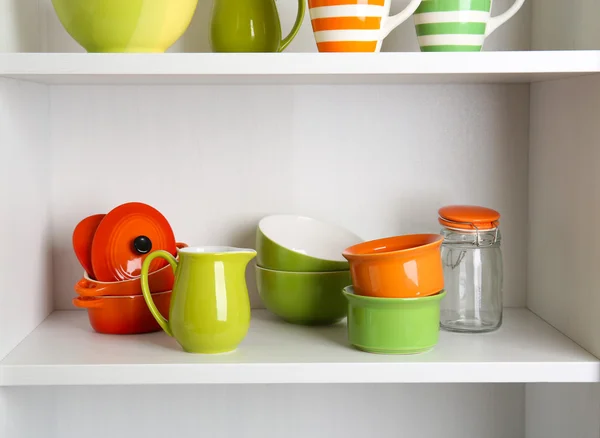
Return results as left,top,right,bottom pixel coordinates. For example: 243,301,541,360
210,0,305,52
141,246,257,354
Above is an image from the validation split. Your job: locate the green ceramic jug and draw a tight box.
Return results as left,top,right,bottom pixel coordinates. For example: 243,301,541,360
141,246,257,354
210,0,305,52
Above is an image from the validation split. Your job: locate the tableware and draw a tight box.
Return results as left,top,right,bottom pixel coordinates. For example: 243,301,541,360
257,215,362,272
74,243,187,297
438,205,503,333
210,0,305,52
72,213,105,278
344,286,445,354
255,265,349,325
51,0,199,53
308,0,422,52
141,246,256,354
91,202,177,282
75,269,173,298
342,234,444,298
73,291,171,335
413,0,526,52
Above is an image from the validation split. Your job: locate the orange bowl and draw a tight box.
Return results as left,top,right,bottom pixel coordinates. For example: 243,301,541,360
74,242,187,297
342,234,444,298
75,264,174,297
73,291,171,334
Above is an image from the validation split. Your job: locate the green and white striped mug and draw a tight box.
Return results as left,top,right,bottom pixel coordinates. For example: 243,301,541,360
414,0,525,51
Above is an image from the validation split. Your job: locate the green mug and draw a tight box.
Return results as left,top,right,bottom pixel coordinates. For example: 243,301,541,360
414,0,526,52
141,246,257,354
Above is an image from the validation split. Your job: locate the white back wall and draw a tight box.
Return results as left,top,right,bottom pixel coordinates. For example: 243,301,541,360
0,78,52,360
4,383,524,438
49,83,530,310
532,0,600,50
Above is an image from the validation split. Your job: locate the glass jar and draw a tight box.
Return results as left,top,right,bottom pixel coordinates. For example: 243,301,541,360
438,205,503,333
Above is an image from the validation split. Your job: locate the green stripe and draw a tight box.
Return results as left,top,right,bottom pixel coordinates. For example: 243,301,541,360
416,22,486,36
420,45,483,52
416,0,491,13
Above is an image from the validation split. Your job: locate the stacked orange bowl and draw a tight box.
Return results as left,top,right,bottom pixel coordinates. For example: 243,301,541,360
71,202,186,334
342,234,445,354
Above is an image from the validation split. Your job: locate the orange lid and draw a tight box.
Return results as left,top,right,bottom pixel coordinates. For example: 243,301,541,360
438,205,500,231
91,202,176,282
72,213,105,279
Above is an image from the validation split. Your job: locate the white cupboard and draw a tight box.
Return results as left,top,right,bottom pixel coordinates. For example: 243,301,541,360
1,0,599,437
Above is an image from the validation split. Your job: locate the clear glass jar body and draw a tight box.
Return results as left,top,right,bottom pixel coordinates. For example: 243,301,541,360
440,227,503,333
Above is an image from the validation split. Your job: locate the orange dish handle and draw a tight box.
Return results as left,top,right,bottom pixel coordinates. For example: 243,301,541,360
72,296,104,309
74,278,113,297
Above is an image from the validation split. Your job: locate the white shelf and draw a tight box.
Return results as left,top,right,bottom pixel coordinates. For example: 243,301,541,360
0,308,597,386
0,51,599,85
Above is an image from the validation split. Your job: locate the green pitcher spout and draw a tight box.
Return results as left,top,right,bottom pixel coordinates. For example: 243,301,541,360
218,247,257,268
234,248,258,265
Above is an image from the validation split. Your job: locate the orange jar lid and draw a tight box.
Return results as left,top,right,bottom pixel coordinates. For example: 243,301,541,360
438,205,500,231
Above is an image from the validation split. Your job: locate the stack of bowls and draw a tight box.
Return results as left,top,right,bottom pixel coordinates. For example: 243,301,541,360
255,215,362,325
71,202,186,335
73,252,182,335
342,234,445,354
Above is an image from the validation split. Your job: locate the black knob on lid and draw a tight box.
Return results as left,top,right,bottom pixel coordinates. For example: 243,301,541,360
133,235,152,254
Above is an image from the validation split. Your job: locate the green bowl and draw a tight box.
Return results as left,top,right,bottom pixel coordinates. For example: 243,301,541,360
256,215,362,272
343,286,445,354
51,0,198,53
255,266,351,325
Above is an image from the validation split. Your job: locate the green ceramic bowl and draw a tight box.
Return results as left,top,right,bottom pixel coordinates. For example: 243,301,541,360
51,0,198,53
256,265,351,325
343,286,445,354
256,215,362,272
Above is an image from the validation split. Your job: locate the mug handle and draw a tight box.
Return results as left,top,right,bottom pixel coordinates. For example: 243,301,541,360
141,250,178,337
381,0,423,39
485,0,525,37
279,0,306,52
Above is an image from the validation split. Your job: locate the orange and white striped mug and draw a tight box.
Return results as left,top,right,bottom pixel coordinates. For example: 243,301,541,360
308,0,422,52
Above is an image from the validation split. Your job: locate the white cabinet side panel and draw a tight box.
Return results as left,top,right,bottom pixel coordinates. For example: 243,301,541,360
532,0,600,50
2,386,54,438
0,389,6,438
526,384,600,438
49,84,530,310
0,78,52,360
528,75,600,357
3,384,524,438
0,0,41,52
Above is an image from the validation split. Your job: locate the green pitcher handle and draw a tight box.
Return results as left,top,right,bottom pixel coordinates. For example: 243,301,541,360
141,250,178,337
279,0,306,52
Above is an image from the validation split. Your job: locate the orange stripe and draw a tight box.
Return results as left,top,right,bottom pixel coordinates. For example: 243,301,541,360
311,17,381,31
317,41,378,52
309,0,385,7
